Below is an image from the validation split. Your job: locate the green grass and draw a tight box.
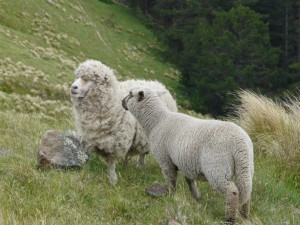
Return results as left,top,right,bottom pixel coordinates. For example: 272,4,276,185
0,0,299,224
0,112,299,224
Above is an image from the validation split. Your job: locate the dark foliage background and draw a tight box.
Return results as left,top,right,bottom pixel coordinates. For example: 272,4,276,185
125,0,300,116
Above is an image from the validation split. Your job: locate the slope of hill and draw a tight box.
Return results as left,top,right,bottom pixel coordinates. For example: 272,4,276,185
0,0,181,118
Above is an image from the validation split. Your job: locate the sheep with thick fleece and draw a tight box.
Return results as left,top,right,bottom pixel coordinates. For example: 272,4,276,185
122,88,254,223
70,60,177,184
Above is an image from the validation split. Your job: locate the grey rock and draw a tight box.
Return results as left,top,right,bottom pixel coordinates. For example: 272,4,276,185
145,183,169,197
37,130,88,169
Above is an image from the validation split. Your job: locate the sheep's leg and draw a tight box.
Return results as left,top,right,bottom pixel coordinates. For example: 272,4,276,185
240,199,251,219
136,153,146,169
185,177,201,202
205,168,238,224
161,163,178,191
123,155,130,166
224,182,239,224
107,159,118,185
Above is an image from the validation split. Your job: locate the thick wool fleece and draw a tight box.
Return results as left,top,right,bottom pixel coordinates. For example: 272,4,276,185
71,60,177,184
123,88,254,223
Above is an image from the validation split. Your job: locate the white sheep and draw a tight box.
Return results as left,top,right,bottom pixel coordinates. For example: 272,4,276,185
122,87,254,223
70,60,177,184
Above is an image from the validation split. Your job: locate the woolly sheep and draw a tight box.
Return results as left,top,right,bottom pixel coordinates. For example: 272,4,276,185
70,60,177,184
122,88,254,223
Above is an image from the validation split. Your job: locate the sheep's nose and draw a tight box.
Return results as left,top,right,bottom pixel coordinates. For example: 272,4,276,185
71,85,78,90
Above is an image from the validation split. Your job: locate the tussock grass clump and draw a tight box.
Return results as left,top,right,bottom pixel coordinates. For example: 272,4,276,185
31,11,80,49
0,58,71,100
0,91,71,119
232,90,300,179
30,46,77,69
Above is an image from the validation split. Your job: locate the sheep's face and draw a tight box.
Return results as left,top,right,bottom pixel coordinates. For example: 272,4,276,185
122,87,167,113
70,77,95,98
71,60,117,99
122,88,152,114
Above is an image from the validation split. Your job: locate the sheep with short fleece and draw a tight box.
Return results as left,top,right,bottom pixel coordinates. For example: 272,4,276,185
70,60,177,184
122,87,254,223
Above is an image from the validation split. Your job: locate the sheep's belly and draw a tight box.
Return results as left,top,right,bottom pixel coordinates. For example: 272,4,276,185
174,159,206,181
179,167,207,181
83,129,132,155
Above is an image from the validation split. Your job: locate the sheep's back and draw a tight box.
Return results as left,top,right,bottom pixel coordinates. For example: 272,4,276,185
120,79,177,112
151,112,252,179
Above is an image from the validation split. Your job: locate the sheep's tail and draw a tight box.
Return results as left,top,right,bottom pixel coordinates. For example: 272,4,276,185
234,140,254,206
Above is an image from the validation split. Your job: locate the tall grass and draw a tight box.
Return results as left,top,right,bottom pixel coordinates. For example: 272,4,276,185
232,90,300,183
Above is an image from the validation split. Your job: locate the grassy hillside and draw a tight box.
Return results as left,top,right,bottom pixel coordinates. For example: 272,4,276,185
0,0,181,118
0,0,299,224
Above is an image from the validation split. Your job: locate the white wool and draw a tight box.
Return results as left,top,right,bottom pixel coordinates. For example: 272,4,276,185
123,87,254,222
70,60,177,184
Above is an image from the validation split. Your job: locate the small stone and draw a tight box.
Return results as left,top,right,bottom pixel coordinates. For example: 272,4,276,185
168,219,181,225
0,148,11,156
145,183,169,197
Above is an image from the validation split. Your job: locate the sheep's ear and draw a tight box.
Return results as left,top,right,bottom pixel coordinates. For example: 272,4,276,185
138,91,145,101
156,91,167,97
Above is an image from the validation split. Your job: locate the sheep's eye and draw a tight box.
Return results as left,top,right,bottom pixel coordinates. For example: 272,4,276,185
129,91,133,97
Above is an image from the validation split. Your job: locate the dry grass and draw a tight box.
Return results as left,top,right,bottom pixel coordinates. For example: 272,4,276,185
232,90,300,181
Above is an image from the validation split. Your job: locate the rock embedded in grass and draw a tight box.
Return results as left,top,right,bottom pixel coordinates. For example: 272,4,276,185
37,130,88,169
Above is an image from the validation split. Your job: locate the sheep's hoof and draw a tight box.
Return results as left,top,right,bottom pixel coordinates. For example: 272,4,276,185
136,155,146,169
240,212,249,219
145,183,169,197
194,196,201,203
109,175,118,185
224,217,236,225
136,162,145,169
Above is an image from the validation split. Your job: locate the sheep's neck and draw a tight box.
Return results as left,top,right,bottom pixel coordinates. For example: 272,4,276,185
138,98,167,137
76,94,121,122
